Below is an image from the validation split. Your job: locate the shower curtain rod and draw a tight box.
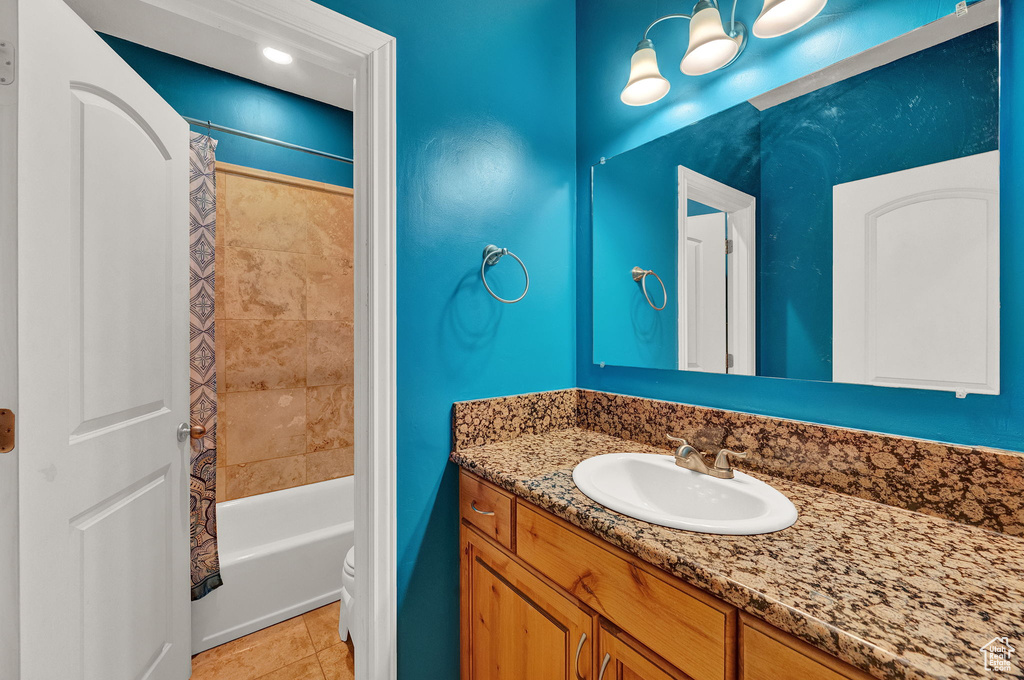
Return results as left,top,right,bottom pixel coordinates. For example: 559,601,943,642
183,116,354,165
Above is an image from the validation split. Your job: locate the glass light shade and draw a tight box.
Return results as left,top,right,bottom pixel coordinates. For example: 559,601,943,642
620,40,671,106
680,4,741,76
752,0,827,38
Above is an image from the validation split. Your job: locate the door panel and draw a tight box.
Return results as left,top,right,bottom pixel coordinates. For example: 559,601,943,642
75,470,173,679
471,559,570,680
833,151,999,394
70,84,174,435
679,212,727,373
462,527,593,680
17,0,190,677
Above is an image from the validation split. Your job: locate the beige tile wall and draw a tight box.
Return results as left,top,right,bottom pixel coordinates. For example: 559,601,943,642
213,162,354,501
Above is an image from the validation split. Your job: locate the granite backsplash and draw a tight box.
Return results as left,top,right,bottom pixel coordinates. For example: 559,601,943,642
452,389,1024,536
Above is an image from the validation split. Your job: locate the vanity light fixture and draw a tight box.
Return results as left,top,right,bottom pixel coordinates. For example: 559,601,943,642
621,0,827,105
262,47,293,65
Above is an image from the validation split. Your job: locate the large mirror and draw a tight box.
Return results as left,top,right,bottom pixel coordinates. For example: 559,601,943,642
592,4,1001,395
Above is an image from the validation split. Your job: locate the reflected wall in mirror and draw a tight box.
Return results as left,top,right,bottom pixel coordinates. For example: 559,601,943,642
591,4,1000,395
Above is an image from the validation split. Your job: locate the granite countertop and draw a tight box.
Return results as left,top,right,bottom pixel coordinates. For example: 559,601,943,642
450,427,1024,680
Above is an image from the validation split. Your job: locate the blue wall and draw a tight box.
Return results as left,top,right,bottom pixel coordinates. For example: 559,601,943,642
758,24,999,381
306,1,577,679
592,102,760,370
100,35,354,187
592,147,680,370
577,0,1024,452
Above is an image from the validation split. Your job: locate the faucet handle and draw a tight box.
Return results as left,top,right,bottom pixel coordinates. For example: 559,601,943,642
667,434,695,452
714,448,748,472
666,434,697,458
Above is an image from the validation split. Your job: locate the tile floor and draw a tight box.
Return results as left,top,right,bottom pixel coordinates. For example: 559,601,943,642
191,601,354,680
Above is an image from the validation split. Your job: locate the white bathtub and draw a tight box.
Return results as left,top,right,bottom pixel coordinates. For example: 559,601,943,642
191,476,354,653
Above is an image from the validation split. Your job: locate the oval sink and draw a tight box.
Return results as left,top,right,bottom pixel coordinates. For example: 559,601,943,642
572,453,797,535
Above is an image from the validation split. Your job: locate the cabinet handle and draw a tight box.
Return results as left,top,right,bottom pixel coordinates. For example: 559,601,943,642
574,633,587,680
470,501,495,516
597,653,611,680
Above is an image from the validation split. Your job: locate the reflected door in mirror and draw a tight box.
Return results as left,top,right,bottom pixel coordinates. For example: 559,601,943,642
833,151,999,395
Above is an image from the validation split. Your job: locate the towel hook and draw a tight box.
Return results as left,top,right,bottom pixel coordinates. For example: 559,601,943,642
481,245,529,304
632,266,667,311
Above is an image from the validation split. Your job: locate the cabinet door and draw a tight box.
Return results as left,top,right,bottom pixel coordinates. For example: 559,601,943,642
462,526,594,680
597,621,691,680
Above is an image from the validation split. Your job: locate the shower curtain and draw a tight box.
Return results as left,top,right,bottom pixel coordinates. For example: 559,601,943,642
189,132,223,600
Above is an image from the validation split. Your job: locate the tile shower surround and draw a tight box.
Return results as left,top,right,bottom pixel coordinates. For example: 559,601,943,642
214,163,355,500
452,389,1024,536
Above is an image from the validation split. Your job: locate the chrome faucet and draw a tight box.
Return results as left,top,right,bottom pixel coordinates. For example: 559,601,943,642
667,435,748,479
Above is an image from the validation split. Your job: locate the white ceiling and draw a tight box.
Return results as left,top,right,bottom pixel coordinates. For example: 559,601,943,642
64,0,355,111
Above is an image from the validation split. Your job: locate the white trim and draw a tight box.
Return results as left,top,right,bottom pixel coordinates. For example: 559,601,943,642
677,166,757,376
61,1,397,678
353,35,398,680
65,0,366,110
749,0,998,111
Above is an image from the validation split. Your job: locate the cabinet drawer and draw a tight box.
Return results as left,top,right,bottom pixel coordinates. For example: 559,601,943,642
739,615,874,680
459,471,514,550
517,503,735,680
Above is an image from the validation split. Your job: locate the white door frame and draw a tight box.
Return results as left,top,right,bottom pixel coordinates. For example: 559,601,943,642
1,1,398,678
678,166,757,375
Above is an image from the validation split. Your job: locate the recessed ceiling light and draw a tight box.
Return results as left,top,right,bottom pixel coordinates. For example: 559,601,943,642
262,47,293,65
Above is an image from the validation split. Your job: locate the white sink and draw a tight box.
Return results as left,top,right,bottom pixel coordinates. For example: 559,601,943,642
572,453,798,535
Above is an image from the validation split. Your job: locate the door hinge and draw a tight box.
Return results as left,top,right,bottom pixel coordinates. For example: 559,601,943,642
0,41,14,86
0,409,13,453
725,239,734,255
726,353,735,370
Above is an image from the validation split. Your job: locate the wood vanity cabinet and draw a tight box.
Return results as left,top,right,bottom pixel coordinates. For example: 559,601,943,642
459,470,876,680
461,525,592,680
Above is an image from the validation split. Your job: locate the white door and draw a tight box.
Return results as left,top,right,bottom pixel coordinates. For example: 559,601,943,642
678,211,727,373
833,151,999,394
17,0,191,677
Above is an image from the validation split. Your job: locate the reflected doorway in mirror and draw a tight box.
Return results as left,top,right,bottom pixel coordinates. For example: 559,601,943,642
678,166,756,375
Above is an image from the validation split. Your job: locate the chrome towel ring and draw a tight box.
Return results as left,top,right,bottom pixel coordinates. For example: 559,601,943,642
632,266,666,311
481,245,529,304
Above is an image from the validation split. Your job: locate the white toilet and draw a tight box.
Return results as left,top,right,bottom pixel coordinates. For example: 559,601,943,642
339,546,357,647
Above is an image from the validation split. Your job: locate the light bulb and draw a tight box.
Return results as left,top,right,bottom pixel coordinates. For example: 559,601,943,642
262,47,294,65
752,0,828,38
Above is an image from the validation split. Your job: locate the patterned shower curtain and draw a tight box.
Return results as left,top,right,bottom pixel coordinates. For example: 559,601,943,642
189,132,223,600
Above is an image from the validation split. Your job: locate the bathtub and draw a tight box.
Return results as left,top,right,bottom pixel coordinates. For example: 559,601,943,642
191,476,354,653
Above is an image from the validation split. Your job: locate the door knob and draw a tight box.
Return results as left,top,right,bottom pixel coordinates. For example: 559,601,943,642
177,423,207,442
